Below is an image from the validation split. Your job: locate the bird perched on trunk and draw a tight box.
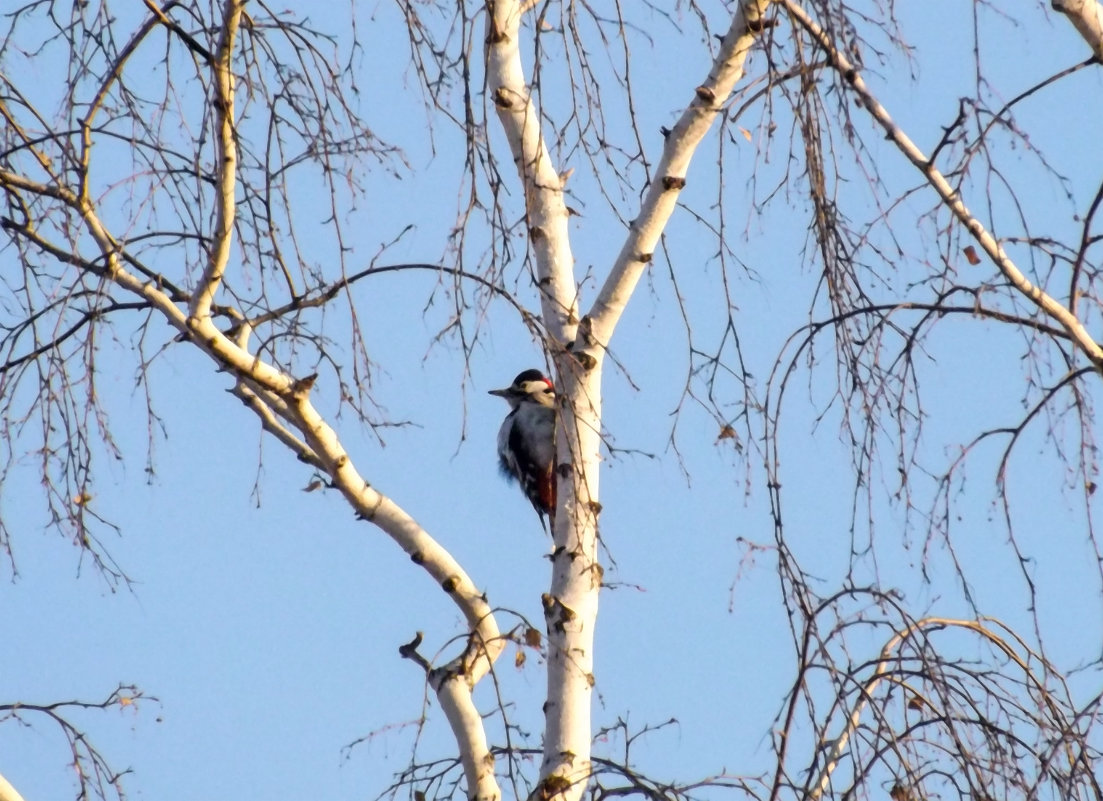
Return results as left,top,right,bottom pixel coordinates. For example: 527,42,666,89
489,369,556,528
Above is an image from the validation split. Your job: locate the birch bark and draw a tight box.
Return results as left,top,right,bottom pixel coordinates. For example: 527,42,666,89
484,3,772,799
1053,0,1103,58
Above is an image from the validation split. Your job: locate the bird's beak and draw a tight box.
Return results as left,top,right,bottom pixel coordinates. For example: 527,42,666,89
488,387,510,397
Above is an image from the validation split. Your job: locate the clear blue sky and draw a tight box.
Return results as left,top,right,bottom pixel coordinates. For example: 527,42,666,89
2,2,1101,799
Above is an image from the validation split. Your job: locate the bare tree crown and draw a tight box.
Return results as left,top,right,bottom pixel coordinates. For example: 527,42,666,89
2,1,1102,800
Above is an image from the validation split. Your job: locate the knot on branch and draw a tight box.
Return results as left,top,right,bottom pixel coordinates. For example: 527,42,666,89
662,175,686,191
398,632,430,672
588,562,604,589
289,372,317,399
535,774,574,801
744,17,776,34
441,575,461,593
493,87,515,109
694,85,717,104
484,20,508,45
578,314,594,341
570,350,598,370
541,593,577,632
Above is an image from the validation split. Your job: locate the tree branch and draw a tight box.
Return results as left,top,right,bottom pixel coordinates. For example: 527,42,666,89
485,0,578,347
0,773,25,801
189,0,243,322
781,0,1103,369
807,617,1073,801
484,3,606,797
584,1,773,358
1053,0,1103,60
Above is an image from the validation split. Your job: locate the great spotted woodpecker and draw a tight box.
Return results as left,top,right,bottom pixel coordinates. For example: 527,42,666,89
489,369,556,527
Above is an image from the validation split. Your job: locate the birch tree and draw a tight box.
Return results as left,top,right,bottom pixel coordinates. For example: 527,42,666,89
2,1,1103,800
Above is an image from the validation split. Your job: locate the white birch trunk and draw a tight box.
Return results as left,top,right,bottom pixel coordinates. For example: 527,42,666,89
484,3,772,800
483,3,592,796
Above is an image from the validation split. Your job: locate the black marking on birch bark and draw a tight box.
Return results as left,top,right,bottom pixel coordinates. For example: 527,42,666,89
428,664,460,685
695,85,716,104
290,372,317,397
541,594,576,633
637,251,654,263
538,775,573,799
660,126,672,138
590,563,604,587
409,550,424,565
357,495,383,521
442,575,459,593
745,17,775,33
530,225,546,240
663,175,686,191
557,462,572,478
570,351,597,369
588,500,603,516
484,20,507,45
493,87,513,108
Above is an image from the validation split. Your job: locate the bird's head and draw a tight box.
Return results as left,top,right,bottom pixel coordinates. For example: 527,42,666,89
489,369,555,409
